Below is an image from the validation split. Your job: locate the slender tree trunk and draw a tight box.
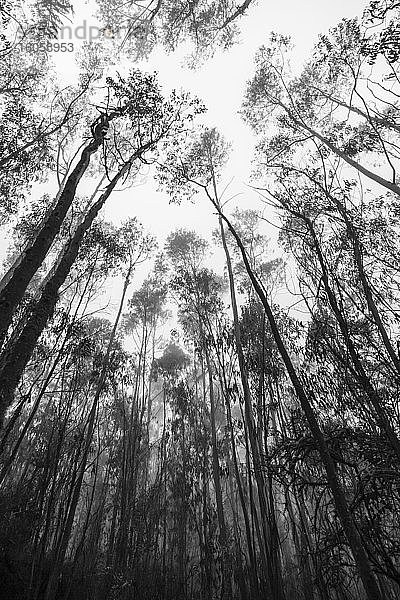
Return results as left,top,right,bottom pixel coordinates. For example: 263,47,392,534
44,258,133,600
305,217,400,461
0,156,134,426
225,389,260,598
217,213,285,600
206,354,232,600
213,202,383,600
0,112,119,346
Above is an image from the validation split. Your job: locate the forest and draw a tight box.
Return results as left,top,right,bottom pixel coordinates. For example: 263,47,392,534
0,1,400,599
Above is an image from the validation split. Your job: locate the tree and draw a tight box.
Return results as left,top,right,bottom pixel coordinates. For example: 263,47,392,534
0,69,203,372
158,126,385,599
95,0,258,62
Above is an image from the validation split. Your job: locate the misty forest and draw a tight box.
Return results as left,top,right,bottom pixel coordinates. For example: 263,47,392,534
1,1,400,599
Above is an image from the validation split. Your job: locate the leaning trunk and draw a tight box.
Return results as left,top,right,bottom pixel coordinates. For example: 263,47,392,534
0,157,132,426
0,112,119,347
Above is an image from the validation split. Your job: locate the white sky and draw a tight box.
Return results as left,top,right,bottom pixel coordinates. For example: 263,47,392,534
1,0,368,318
49,0,368,240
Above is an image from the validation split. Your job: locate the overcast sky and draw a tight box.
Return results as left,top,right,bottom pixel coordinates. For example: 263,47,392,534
102,0,368,240
48,0,368,242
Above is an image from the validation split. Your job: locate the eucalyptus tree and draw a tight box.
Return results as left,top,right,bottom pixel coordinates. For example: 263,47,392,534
259,172,400,591
0,216,154,600
0,1,85,224
0,0,256,224
0,72,203,426
0,218,135,476
159,128,291,599
0,233,137,600
42,220,150,600
159,125,385,599
0,71,170,344
242,4,400,197
264,173,400,427
164,228,235,599
95,0,258,62
239,0,400,454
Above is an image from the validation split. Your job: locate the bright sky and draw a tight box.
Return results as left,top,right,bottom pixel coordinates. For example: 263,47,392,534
1,0,368,317
51,0,368,241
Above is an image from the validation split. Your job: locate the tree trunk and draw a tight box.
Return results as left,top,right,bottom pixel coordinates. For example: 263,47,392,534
0,111,119,347
214,203,383,600
44,257,133,600
0,156,132,427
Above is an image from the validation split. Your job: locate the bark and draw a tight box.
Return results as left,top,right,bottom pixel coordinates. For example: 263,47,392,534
276,98,400,196
305,217,400,461
44,256,133,600
212,200,383,600
215,176,285,600
0,154,133,427
0,111,120,346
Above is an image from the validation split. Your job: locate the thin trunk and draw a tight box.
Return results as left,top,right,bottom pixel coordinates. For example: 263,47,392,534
206,358,231,600
0,156,134,426
44,259,133,600
213,201,383,600
0,111,120,346
305,217,400,461
218,212,285,600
